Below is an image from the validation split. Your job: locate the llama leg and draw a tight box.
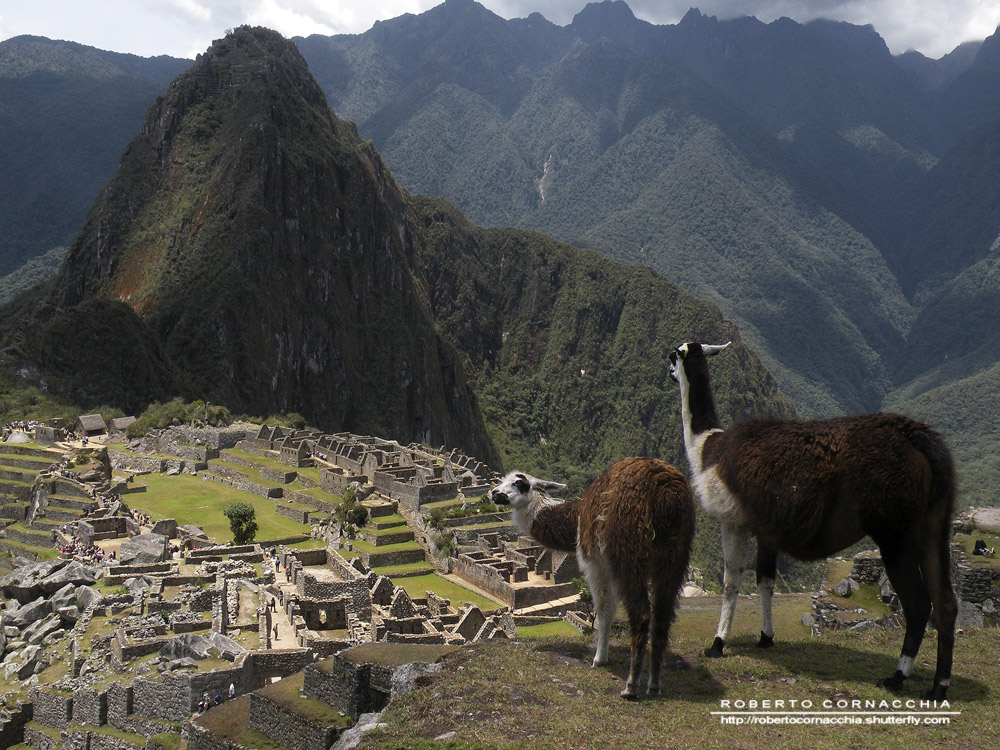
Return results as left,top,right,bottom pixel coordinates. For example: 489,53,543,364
647,548,686,696
756,545,777,648
583,555,616,667
876,548,931,693
707,523,750,657
918,531,958,700
618,573,651,700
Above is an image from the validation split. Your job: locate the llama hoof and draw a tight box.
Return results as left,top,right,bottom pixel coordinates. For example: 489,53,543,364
620,687,639,700
756,632,774,649
704,637,725,658
922,684,948,701
878,672,905,692
647,685,661,697
591,657,608,668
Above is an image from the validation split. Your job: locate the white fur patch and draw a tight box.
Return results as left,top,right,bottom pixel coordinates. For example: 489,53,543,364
897,655,915,677
693,460,745,524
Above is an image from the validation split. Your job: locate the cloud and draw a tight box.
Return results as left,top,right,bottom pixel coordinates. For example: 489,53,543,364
1,1,997,59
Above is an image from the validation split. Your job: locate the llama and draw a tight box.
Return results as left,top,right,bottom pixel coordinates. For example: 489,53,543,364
668,341,957,700
490,457,695,699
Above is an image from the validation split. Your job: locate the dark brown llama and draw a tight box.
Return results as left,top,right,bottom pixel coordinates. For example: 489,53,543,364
491,457,695,699
669,341,957,700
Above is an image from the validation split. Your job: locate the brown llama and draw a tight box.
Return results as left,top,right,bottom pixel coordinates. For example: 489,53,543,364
491,457,695,699
669,341,957,699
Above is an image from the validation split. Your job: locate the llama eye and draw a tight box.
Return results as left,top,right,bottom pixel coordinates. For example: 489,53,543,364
515,479,529,493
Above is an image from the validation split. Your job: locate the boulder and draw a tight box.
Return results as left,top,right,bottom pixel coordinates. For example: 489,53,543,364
834,579,855,598
177,524,208,542
956,600,984,629
2,644,41,680
42,629,66,646
119,533,170,565
150,519,178,538
49,583,77,612
161,657,198,671
9,598,52,628
75,585,103,611
25,615,63,645
56,606,81,624
122,577,152,595
38,562,97,594
0,560,68,604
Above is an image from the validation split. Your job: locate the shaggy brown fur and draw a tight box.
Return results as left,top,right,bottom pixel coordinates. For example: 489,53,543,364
670,341,958,700
492,458,696,699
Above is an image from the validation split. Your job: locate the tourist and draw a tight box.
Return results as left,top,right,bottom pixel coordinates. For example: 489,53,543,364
272,624,279,640
229,682,236,700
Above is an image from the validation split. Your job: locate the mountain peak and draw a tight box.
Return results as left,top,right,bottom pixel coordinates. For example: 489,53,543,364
572,1,639,30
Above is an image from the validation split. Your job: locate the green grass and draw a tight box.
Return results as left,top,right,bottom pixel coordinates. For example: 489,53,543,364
350,538,423,554
256,672,353,727
371,561,434,576
361,595,997,750
286,537,328,550
954,532,1000,576
0,536,58,560
517,621,582,638
392,573,503,611
124,473,311,542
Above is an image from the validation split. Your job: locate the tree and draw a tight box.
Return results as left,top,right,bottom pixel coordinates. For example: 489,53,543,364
223,502,258,544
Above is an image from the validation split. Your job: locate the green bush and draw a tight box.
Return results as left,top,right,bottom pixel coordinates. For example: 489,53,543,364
126,397,232,437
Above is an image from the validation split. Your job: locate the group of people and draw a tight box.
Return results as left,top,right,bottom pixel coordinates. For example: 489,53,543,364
973,539,996,557
59,537,115,566
4,420,39,432
197,684,237,714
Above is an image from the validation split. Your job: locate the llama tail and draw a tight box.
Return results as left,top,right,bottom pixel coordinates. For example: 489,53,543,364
910,424,957,524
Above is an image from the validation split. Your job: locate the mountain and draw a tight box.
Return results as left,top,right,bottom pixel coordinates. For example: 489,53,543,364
297,2,917,416
0,35,190,275
0,26,789,489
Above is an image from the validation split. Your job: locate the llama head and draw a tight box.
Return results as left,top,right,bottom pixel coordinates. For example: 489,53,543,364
669,341,730,383
490,471,566,511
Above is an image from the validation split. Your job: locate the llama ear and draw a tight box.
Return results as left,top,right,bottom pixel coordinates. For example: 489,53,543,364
703,342,731,357
532,478,566,494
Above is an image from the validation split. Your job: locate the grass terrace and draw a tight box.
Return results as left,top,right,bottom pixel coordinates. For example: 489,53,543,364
391,572,503,611
124,473,311,542
362,593,998,749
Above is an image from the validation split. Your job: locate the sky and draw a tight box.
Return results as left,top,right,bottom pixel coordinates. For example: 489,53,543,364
0,0,997,61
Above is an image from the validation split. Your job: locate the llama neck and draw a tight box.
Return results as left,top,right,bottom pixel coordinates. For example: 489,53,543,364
680,357,722,471
513,497,579,553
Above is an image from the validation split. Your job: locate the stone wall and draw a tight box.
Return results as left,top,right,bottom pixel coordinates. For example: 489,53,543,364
849,551,884,583
275,503,311,524
106,683,132,731
298,573,372,620
319,470,363,498
71,686,107,726
0,699,32,748
199,470,282,499
248,693,339,750
953,553,996,604
28,688,73,730
286,489,336,514
259,466,297,484
23,726,59,750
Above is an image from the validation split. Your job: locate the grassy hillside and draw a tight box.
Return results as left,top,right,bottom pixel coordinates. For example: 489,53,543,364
887,360,1000,510
358,596,996,749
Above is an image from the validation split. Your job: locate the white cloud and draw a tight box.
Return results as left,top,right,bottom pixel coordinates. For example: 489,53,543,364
0,1,997,59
